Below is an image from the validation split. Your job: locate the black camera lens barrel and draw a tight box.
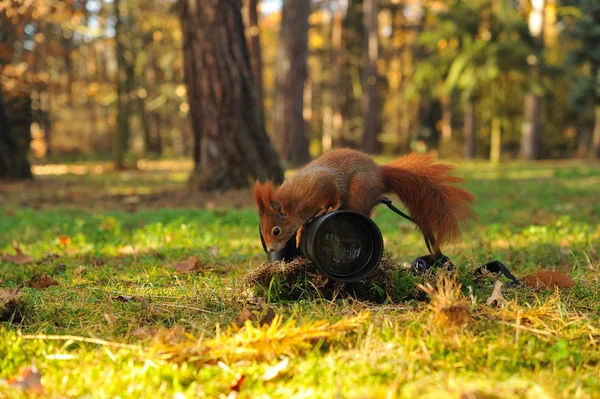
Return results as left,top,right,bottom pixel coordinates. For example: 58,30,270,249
259,211,384,283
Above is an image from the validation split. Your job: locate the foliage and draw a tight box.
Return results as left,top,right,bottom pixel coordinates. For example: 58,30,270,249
561,0,600,109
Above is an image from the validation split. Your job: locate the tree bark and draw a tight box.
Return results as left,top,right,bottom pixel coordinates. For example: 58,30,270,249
245,0,264,117
272,0,311,165
0,87,32,180
520,0,545,160
361,0,379,154
490,117,501,164
114,0,130,169
180,0,284,190
520,93,542,159
464,97,476,159
331,0,344,148
593,105,600,159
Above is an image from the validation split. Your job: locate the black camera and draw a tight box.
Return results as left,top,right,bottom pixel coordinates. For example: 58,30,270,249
260,211,384,283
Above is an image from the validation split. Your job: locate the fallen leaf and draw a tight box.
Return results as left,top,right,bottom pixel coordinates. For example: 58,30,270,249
58,235,71,248
173,256,204,272
26,274,58,290
258,306,276,326
112,295,136,302
6,363,44,395
522,271,575,290
234,308,254,327
261,357,290,381
1,246,34,265
0,277,3,285
486,280,505,307
92,257,105,266
131,326,158,340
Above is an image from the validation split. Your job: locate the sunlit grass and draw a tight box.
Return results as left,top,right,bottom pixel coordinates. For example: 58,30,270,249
1,160,599,398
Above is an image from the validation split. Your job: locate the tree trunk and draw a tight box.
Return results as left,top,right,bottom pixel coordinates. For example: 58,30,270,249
331,0,344,148
0,87,32,180
520,0,545,160
520,93,542,160
245,0,264,117
464,97,476,159
593,105,600,159
272,0,311,165
150,111,163,155
440,95,452,143
361,0,379,154
180,0,284,190
114,0,130,169
490,117,501,164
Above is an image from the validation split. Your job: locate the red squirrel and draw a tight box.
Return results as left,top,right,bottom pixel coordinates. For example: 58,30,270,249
254,148,476,254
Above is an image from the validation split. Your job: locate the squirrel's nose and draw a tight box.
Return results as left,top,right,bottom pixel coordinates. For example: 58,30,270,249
267,248,275,253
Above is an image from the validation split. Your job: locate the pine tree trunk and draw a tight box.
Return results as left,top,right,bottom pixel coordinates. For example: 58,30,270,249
490,117,501,164
272,0,311,165
440,95,452,143
464,97,476,159
361,0,379,154
114,0,130,169
593,105,600,159
180,0,284,190
0,87,32,180
520,93,542,159
520,0,545,160
331,0,344,148
245,0,264,116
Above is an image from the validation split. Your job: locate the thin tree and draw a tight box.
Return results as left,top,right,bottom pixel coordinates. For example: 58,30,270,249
272,0,311,165
520,0,546,160
179,0,284,189
361,0,379,153
114,0,130,169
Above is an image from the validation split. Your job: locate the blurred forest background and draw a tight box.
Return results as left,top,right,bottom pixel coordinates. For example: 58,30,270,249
1,0,599,189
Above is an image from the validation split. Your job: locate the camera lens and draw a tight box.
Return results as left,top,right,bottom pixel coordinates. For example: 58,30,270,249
302,211,383,282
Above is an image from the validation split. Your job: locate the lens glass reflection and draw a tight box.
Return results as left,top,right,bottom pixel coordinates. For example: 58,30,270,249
313,216,373,276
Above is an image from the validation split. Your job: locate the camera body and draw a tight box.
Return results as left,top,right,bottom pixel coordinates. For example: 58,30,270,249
260,211,384,283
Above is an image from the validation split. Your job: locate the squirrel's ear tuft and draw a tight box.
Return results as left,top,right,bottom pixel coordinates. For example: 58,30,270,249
270,201,282,212
253,180,265,214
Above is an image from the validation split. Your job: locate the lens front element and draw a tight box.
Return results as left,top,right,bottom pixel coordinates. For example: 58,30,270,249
302,211,383,282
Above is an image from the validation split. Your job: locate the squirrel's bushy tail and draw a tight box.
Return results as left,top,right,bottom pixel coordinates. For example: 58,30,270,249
380,153,476,251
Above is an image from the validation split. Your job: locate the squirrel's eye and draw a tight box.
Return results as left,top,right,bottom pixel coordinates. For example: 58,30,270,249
272,227,281,237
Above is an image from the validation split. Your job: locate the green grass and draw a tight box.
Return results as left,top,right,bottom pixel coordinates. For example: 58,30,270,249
1,160,599,398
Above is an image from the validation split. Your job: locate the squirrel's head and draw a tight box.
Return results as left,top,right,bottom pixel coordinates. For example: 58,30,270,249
254,180,300,252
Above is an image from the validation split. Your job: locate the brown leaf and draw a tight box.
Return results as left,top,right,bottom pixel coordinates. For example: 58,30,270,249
173,256,204,272
522,271,575,290
6,363,44,395
258,306,276,326
234,308,254,327
27,274,58,290
2,246,34,265
111,295,136,302
92,257,105,266
0,287,24,322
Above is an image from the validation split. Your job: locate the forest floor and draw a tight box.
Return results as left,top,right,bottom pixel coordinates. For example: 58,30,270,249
1,159,599,398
